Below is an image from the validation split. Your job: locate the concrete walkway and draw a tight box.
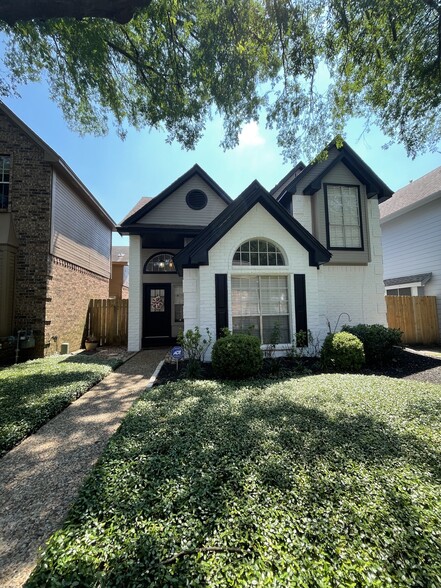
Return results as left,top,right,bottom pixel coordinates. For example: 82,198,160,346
0,349,165,588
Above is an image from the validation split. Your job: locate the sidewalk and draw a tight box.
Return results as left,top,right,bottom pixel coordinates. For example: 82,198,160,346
0,349,165,588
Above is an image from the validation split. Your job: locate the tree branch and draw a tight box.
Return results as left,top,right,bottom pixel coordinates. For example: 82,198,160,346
106,38,168,84
0,0,152,25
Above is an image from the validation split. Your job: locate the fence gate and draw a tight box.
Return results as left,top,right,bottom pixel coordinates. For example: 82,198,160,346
385,295,440,345
86,299,128,346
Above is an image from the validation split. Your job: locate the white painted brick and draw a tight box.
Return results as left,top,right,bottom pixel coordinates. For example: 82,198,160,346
127,235,142,352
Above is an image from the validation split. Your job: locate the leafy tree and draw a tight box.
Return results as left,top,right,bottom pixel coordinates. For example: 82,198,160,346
0,0,440,161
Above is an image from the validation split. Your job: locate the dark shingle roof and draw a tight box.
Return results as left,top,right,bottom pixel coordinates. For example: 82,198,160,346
174,180,331,275
380,166,441,220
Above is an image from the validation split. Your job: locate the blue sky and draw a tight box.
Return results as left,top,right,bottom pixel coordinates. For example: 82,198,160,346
2,80,440,246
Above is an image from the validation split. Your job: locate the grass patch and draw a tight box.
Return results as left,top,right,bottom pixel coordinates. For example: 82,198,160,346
0,354,122,454
27,374,441,587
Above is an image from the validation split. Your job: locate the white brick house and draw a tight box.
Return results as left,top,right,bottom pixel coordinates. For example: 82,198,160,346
118,141,392,357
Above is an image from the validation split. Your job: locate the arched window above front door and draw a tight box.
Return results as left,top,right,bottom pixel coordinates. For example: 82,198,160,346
232,239,286,266
144,252,176,273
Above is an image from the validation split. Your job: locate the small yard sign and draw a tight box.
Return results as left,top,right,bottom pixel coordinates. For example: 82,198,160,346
171,346,184,360
171,345,184,371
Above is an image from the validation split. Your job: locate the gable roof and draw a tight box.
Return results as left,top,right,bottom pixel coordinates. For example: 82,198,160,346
173,180,331,276
277,139,393,205
270,162,305,196
118,164,232,229
111,246,129,263
384,273,432,288
120,197,153,224
379,166,441,222
0,101,114,228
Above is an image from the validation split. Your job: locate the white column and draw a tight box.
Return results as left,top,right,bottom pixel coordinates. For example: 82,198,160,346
127,235,142,352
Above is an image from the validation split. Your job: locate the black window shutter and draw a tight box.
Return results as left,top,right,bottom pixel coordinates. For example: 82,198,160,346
294,274,307,346
215,274,228,338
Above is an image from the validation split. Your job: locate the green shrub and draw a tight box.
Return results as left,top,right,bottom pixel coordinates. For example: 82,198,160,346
212,334,263,379
177,326,212,362
342,324,402,366
321,331,365,372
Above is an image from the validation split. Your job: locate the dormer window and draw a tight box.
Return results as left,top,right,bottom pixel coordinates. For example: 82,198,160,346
324,184,363,249
0,155,10,210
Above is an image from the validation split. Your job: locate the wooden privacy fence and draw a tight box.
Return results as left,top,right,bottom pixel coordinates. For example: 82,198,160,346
385,295,440,345
86,299,128,346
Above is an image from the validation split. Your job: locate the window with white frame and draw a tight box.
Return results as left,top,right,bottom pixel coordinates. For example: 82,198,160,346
0,155,11,210
233,239,285,266
231,276,290,344
386,287,412,296
325,184,362,249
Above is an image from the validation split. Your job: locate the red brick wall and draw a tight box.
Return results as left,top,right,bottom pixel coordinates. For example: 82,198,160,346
45,256,109,354
0,110,52,355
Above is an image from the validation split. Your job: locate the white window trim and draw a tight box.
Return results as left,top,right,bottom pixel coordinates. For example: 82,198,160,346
230,272,292,345
385,284,420,296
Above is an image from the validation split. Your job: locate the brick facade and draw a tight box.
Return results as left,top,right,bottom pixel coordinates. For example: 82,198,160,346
0,106,113,359
45,256,109,354
0,109,53,355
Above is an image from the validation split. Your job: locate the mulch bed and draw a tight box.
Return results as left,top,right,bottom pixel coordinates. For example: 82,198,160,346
156,347,441,386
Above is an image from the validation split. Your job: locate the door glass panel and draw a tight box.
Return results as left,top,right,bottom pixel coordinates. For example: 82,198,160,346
150,289,165,312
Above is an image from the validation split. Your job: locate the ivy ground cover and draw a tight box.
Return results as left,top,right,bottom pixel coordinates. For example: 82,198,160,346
0,354,122,454
27,375,441,587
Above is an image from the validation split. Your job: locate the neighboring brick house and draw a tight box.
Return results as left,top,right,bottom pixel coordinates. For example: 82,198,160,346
118,141,392,357
110,246,129,299
0,101,114,358
380,166,441,340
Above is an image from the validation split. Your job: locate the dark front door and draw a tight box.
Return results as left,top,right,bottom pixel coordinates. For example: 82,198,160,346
143,283,172,346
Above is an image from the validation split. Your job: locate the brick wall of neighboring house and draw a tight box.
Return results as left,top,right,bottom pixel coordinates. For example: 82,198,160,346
0,110,53,356
45,256,109,355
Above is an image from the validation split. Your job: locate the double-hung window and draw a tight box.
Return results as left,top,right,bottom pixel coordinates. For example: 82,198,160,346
325,184,362,249
232,275,290,344
0,155,10,210
231,239,290,344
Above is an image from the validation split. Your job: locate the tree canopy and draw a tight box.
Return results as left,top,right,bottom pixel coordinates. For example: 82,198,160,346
1,0,440,161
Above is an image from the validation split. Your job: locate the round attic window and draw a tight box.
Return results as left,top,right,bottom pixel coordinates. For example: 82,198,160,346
186,189,207,210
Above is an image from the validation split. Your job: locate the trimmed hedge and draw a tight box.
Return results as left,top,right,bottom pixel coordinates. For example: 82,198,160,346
212,334,263,379
321,331,365,372
342,324,402,366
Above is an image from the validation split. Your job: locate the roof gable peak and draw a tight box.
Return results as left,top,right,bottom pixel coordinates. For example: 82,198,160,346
118,163,231,228
174,177,331,274
278,139,392,204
